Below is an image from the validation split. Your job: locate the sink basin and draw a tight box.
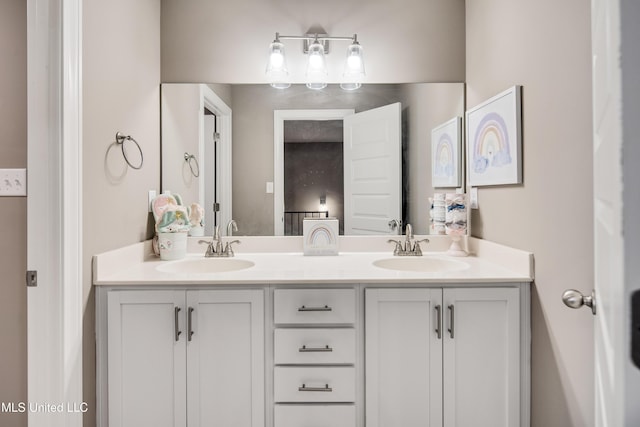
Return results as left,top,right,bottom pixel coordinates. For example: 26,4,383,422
156,258,255,274
373,256,469,272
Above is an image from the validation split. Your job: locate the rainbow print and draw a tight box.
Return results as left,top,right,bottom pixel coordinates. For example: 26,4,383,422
434,133,455,178
472,111,512,174
306,225,336,246
303,219,339,256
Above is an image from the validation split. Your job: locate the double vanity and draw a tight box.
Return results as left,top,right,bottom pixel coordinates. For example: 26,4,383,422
94,235,533,427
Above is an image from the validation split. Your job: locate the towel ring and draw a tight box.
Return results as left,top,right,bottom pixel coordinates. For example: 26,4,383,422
115,132,144,170
184,152,200,177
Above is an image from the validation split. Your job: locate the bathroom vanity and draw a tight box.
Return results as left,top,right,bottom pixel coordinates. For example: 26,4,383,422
94,236,533,427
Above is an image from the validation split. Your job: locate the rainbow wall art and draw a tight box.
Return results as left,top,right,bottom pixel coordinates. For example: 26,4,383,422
431,116,461,188
466,86,522,186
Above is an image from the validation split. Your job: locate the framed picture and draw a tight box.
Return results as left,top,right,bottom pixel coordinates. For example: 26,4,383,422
431,116,462,188
466,86,522,186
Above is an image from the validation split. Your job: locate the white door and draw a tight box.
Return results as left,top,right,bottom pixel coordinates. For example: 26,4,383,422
442,288,520,427
365,288,442,427
107,291,187,427
344,103,402,234
186,290,265,427
590,0,640,424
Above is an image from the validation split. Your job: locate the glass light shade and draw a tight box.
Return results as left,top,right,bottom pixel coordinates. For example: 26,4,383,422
266,41,290,89
305,41,328,90
341,42,365,90
340,82,362,91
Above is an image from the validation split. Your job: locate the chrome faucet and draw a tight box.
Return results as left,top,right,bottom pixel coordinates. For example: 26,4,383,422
387,223,429,256
227,219,238,237
198,224,240,257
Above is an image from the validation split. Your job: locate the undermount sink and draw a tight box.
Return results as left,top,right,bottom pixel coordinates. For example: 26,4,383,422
372,256,469,273
156,257,255,274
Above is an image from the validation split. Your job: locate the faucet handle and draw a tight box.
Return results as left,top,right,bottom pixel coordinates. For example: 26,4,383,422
413,238,430,255
225,240,241,257
387,239,403,255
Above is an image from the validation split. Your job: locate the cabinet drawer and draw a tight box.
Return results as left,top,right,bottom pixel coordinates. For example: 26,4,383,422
274,328,356,365
274,404,356,427
274,367,355,403
274,289,356,324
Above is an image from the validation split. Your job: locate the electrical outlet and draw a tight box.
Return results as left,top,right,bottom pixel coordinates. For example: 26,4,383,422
0,168,27,196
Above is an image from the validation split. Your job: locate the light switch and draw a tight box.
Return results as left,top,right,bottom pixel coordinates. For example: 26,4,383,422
266,182,274,194
148,190,157,212
0,168,27,196
470,187,479,209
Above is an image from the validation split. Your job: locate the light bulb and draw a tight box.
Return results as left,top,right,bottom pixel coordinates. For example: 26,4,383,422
270,51,284,68
305,40,327,90
266,38,290,89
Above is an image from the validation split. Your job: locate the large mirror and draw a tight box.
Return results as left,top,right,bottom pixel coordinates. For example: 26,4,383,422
161,83,464,236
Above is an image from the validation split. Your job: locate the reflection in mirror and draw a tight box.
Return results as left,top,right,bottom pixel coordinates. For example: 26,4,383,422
161,83,464,236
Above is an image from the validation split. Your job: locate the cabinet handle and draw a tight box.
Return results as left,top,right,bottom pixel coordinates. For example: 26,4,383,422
174,307,182,342
187,307,194,342
299,345,333,352
298,384,332,392
435,305,442,339
298,305,332,312
447,304,455,339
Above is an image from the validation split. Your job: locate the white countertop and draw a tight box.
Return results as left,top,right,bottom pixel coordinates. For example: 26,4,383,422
93,236,534,286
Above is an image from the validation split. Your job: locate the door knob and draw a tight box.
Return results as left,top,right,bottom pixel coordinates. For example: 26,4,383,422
562,289,596,315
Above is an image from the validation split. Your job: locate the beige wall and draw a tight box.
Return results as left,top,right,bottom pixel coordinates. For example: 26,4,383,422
161,0,465,84
0,1,26,426
466,0,594,426
82,0,161,425
161,84,202,204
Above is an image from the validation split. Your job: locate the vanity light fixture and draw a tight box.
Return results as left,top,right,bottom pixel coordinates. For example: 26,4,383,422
266,34,291,89
265,31,365,90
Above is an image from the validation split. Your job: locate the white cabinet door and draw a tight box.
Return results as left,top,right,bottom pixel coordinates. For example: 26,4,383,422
442,288,520,427
365,288,443,427
107,290,187,427
186,289,264,427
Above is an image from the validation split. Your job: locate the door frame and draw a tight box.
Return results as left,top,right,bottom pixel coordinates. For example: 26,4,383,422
200,85,232,233
27,0,83,426
273,109,354,235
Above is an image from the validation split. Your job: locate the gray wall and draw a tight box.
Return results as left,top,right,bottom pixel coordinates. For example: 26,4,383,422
466,0,594,426
82,0,161,425
161,0,465,84
0,1,26,426
399,84,465,233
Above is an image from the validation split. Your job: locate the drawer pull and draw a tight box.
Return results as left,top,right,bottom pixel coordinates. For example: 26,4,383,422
298,384,332,392
298,305,332,312
299,345,333,353
174,307,182,342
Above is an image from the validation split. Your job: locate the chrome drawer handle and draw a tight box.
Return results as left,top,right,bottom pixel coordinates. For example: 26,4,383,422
298,305,332,312
299,345,333,352
298,384,332,392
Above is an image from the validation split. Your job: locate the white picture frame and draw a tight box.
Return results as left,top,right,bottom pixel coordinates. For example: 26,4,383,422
466,86,522,186
431,116,462,188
